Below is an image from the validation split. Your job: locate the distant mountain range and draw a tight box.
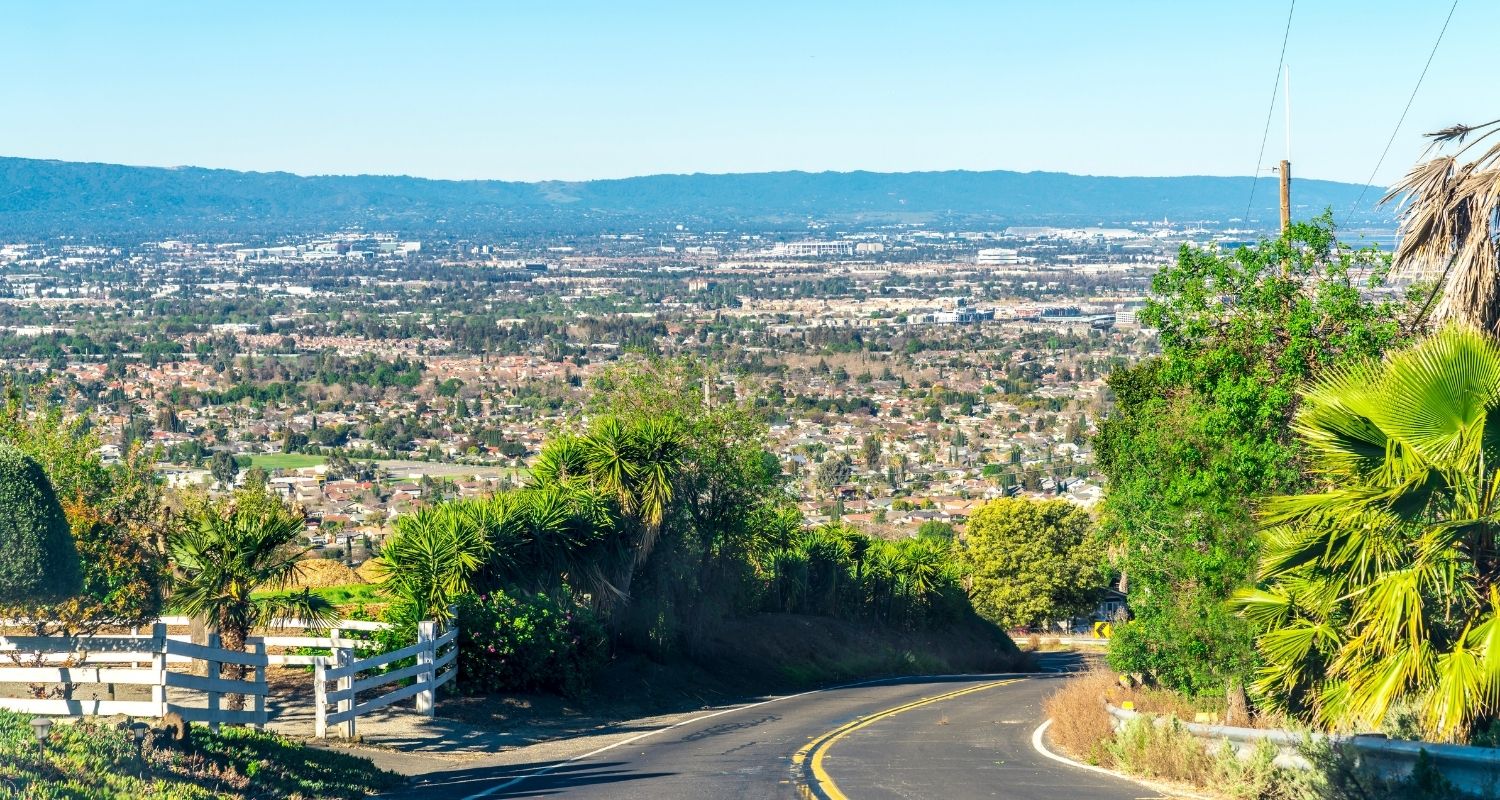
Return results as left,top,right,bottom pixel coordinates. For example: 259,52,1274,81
0,156,1392,239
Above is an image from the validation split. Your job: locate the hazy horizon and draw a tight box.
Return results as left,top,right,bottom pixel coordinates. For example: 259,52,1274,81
2,1,1487,186
0,153,1384,188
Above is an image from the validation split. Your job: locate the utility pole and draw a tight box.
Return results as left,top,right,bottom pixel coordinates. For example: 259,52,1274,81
1279,159,1291,234
1279,65,1292,234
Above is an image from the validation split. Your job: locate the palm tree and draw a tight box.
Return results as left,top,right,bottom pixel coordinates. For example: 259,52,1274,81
378,503,491,623
528,416,686,604
528,434,590,487
168,488,336,711
1386,118,1500,333
1235,326,1500,741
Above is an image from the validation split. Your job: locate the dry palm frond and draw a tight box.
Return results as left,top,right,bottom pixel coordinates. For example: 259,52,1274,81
1386,120,1500,334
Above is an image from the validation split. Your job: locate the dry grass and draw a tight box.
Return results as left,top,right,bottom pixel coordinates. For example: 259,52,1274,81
1041,670,1118,765
1044,671,1309,798
354,559,387,583
1042,669,1240,767
283,560,365,589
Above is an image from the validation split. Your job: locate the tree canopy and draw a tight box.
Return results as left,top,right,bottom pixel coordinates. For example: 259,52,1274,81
959,497,1102,630
0,443,80,603
1096,215,1411,694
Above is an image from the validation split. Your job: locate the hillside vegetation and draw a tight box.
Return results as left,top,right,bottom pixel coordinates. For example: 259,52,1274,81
0,156,1387,237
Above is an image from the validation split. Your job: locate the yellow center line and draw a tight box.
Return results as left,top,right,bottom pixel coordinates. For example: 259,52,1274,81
794,678,1021,800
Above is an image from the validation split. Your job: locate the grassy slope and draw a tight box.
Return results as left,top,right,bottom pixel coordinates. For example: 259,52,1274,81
1,711,400,799
443,611,1027,728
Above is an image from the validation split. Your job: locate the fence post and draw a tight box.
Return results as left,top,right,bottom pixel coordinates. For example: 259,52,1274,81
206,632,222,733
151,622,168,718
334,633,355,739
416,620,436,717
251,640,266,730
314,655,328,739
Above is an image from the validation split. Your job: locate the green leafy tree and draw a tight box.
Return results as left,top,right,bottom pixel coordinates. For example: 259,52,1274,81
916,520,957,543
0,444,81,603
959,497,1101,630
1096,216,1409,695
1236,326,1500,741
815,454,853,496
0,396,165,635
210,450,239,488
168,487,335,709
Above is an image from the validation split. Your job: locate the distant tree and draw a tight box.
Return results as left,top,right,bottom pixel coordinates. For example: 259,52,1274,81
242,465,270,490
210,450,239,488
0,444,81,603
861,434,882,470
916,520,956,543
815,454,853,496
280,429,308,453
958,497,1102,631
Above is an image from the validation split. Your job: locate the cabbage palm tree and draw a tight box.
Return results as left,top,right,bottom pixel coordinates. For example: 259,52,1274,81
529,416,685,602
168,488,336,711
378,503,491,623
1235,326,1500,740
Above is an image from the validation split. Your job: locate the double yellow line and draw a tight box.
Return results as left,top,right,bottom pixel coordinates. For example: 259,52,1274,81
791,679,1020,800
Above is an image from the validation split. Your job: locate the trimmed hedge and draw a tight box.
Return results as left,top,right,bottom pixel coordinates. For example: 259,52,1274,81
0,443,81,602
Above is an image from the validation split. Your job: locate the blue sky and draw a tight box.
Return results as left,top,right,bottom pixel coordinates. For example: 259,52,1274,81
2,1,1491,184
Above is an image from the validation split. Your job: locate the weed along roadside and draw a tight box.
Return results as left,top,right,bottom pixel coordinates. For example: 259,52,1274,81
1041,670,1500,800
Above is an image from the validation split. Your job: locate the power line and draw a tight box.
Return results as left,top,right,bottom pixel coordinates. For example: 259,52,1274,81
1341,0,1460,228
1245,0,1297,225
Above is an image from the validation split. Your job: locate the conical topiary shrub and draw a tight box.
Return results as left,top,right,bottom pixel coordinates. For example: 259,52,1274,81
0,443,81,603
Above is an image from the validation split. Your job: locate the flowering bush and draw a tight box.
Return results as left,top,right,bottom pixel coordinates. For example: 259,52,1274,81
453,589,607,697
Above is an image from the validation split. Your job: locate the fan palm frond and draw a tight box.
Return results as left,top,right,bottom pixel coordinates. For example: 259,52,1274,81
1241,326,1500,740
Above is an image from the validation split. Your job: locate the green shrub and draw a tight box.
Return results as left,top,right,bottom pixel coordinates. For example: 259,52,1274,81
0,708,399,798
0,443,81,602
454,589,607,697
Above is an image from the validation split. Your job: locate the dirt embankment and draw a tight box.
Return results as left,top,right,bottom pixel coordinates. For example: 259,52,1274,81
440,612,1026,733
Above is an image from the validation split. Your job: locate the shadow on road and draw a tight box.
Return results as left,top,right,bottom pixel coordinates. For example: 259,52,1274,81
384,759,675,799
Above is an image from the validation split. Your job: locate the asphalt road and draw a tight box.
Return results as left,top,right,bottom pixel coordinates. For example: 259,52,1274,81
390,658,1161,800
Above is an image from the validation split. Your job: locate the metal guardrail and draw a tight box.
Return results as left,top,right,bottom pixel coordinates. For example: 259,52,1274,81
1106,703,1500,795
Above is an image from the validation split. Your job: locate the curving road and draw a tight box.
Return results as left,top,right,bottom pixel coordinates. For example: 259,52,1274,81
390,657,1159,800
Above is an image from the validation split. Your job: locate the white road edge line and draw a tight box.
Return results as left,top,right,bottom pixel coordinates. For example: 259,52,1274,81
1030,718,1214,800
460,671,1036,800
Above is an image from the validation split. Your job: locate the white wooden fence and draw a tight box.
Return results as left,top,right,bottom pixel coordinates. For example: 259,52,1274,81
0,615,456,735
315,620,458,738
0,622,267,730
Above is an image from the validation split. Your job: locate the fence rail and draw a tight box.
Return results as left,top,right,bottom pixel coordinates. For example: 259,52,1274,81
0,623,266,730
0,615,448,736
315,620,458,738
